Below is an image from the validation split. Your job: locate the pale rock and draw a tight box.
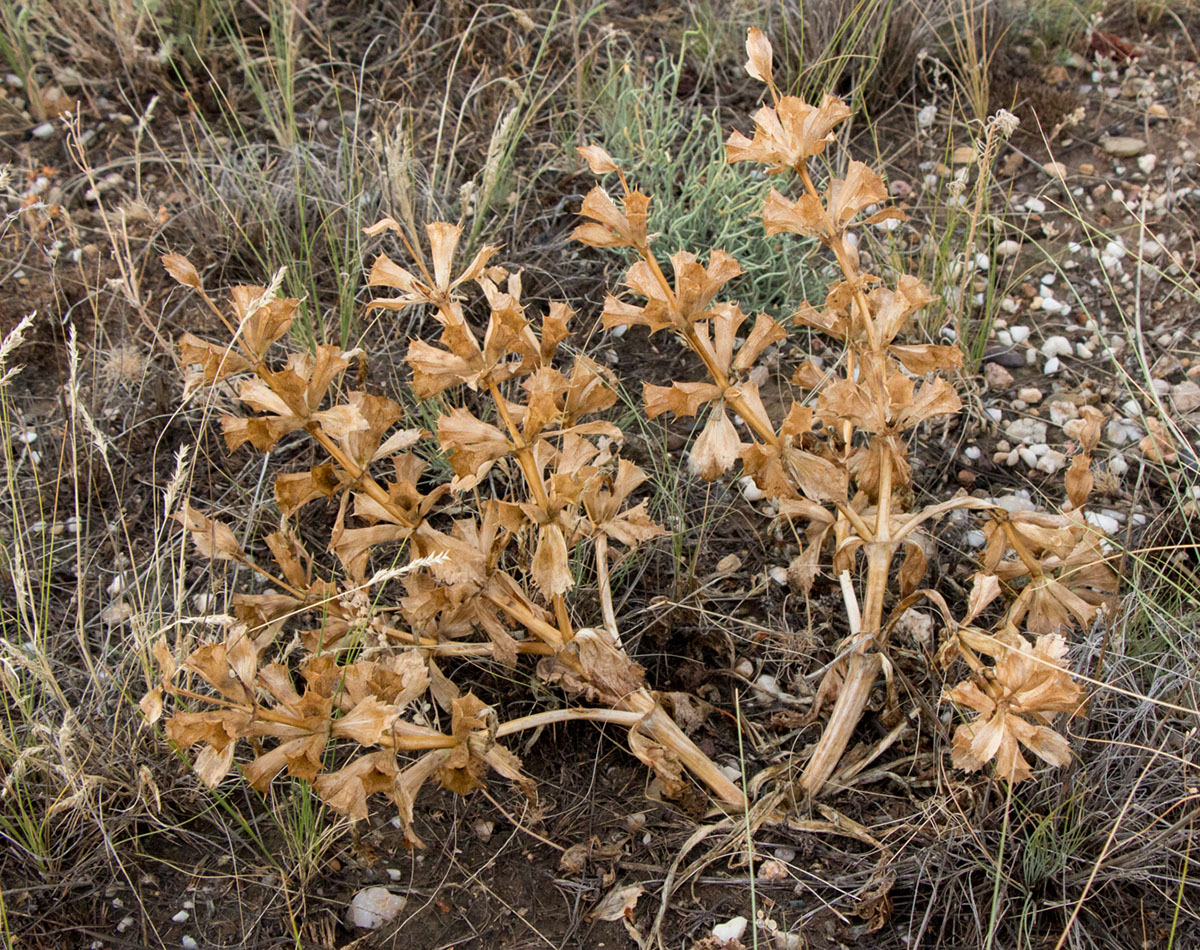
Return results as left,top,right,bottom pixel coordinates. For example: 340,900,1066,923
1101,135,1146,157
1085,510,1120,534
1049,401,1079,426
1029,442,1050,457
985,407,1003,422
1001,297,1019,313
1035,449,1068,475
768,566,788,586
740,476,765,502
712,917,749,945
1018,446,1038,468
1152,378,1171,396
1076,343,1093,359
1171,380,1200,413
896,608,935,646
996,329,1013,346
984,362,1014,389
348,887,408,929
1044,356,1062,375
1018,386,1043,404
1041,335,1072,358
31,122,55,139
1109,453,1129,477
1006,418,1047,443
1137,153,1157,175
966,529,987,548
1026,349,1038,366
181,939,198,950
996,240,1022,258
964,445,982,460
1010,325,1030,343
1044,161,1068,179
1024,197,1047,214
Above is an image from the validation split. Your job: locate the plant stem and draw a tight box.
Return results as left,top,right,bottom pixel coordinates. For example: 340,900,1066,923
594,533,620,645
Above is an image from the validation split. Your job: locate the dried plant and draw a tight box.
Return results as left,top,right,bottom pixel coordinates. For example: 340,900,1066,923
147,30,1121,833
574,29,1118,793
149,227,743,845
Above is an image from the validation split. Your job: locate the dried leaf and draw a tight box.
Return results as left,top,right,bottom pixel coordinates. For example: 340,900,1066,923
175,501,244,562
162,253,202,289
744,27,774,86
578,144,619,174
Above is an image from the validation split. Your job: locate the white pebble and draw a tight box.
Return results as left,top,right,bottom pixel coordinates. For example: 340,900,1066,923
1024,197,1046,214
1109,454,1129,477
1085,511,1120,534
31,122,55,139
739,476,764,502
964,445,981,460
348,887,408,930
1018,446,1038,468
1044,356,1061,375
1010,325,1030,343
768,566,788,586
172,911,190,923
1041,335,1072,358
181,939,198,950
712,917,749,944
966,529,987,548
996,240,1021,258
1137,153,1157,174
985,407,1003,422
1035,449,1067,475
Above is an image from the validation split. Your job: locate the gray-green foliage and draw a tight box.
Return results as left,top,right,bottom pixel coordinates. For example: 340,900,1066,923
586,51,820,319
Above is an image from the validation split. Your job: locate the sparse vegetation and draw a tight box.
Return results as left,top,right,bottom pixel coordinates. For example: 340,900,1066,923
1,2,1198,948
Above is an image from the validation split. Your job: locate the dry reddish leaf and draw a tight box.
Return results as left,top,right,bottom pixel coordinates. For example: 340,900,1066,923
175,501,244,562
689,404,745,481
945,632,1082,783
744,27,774,86
726,94,852,172
578,144,619,174
179,333,250,390
162,253,202,289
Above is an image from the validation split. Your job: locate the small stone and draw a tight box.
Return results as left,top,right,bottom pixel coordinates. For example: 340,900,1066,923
768,566,788,586
1075,343,1093,359
964,445,982,460
1079,162,1096,175
734,657,754,678
1101,136,1146,157
31,121,55,138
996,240,1022,258
1024,197,1047,214
1041,335,1072,358
1018,386,1043,404
1109,454,1129,476
1018,446,1038,468
966,529,987,548
1044,161,1068,179
739,476,764,502
1035,449,1068,475
1048,401,1080,426
1172,381,1200,413
1006,418,1048,443
172,910,190,923
348,887,408,930
181,940,198,950
1010,325,1030,343
1044,356,1061,375
1137,153,1157,175
1085,511,1120,534
984,362,1014,389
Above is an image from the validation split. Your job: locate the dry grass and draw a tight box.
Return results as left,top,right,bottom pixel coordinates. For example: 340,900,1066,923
0,2,1197,948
